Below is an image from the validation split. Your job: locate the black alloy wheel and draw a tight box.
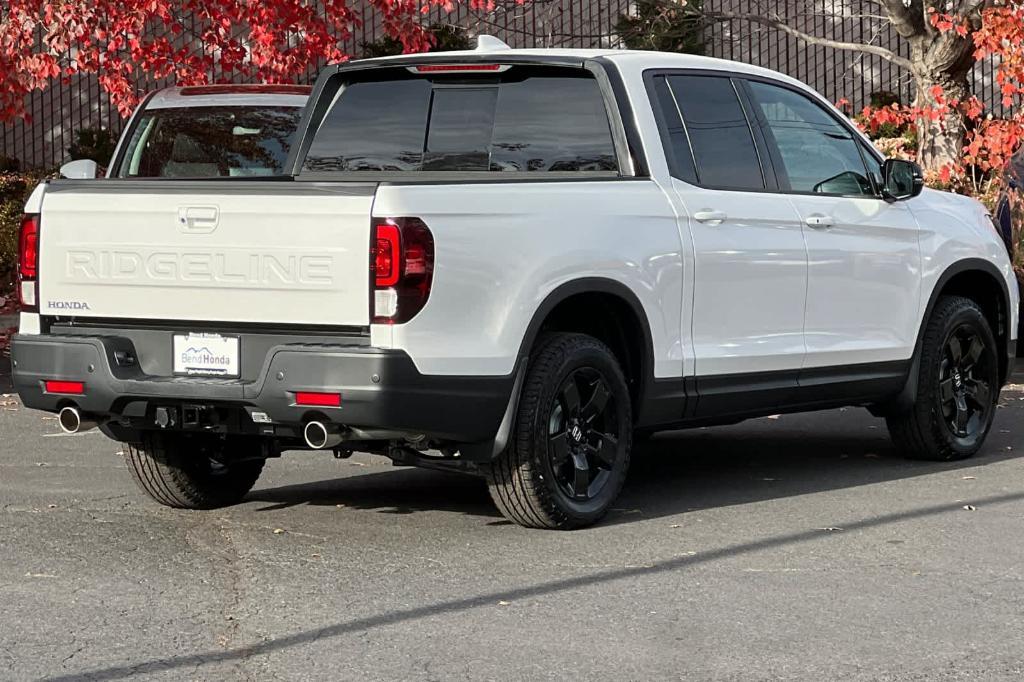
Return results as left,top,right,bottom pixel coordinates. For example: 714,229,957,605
547,367,623,502
938,324,994,443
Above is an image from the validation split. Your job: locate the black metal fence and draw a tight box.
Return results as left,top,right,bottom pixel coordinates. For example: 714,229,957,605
1,0,1008,170
705,0,1006,119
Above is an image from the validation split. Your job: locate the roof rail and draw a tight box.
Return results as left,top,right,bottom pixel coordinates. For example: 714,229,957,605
476,35,511,52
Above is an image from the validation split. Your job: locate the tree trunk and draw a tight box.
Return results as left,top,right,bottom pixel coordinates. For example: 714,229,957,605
912,70,970,172
908,33,976,173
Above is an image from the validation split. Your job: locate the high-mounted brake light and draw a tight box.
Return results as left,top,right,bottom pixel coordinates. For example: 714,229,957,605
371,218,435,325
45,380,84,395
409,64,509,74
18,214,39,311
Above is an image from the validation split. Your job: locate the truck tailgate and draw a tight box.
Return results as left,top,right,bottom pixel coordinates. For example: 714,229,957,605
37,181,375,327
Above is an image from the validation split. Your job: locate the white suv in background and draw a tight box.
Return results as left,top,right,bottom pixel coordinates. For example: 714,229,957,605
12,40,1018,530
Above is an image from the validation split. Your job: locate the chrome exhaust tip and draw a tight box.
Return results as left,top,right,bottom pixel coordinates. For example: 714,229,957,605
304,421,343,450
58,406,97,434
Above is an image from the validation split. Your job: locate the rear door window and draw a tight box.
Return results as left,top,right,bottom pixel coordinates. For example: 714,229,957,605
664,75,765,191
302,67,618,175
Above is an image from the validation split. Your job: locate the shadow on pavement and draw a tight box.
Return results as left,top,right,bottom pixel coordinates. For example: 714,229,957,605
44,487,1024,682
246,409,1022,525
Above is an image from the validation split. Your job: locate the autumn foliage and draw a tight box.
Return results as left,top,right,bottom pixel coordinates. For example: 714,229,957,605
0,0,508,122
851,4,1024,199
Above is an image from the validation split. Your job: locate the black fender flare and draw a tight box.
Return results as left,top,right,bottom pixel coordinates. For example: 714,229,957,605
461,278,657,461
883,258,1013,414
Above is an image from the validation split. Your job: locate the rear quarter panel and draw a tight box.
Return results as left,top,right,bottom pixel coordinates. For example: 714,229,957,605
371,180,685,378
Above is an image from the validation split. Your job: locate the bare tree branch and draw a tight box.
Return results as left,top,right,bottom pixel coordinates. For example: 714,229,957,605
701,10,914,70
879,0,927,38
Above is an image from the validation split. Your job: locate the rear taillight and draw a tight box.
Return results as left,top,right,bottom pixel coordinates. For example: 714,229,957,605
374,223,401,288
371,218,434,324
18,214,39,311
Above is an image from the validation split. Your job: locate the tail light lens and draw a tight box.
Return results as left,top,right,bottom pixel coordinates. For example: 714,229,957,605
374,223,401,288
371,218,434,324
18,214,39,311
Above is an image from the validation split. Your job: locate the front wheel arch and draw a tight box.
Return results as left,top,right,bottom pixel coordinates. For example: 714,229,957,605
884,259,1012,414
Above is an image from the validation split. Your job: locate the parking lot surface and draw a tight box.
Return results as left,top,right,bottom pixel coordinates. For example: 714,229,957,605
3,368,1024,681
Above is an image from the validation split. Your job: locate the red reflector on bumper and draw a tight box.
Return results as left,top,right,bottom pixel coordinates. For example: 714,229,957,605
295,392,342,407
45,380,85,395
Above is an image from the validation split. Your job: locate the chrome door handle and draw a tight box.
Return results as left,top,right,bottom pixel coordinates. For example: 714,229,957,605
804,214,834,228
694,210,727,225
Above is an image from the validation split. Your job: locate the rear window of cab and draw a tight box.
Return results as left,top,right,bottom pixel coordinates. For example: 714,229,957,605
117,106,304,178
301,66,619,175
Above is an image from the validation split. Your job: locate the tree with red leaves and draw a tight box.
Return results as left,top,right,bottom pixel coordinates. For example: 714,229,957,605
683,1,1023,174
0,0,508,123
851,4,1024,193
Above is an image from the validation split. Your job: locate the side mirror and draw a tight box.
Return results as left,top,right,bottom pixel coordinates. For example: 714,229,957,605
59,159,98,179
880,159,924,202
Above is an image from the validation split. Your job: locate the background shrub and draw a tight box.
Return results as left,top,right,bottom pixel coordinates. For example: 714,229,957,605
1,171,51,292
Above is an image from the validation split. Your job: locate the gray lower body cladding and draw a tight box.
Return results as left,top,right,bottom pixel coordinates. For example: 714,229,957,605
10,332,513,446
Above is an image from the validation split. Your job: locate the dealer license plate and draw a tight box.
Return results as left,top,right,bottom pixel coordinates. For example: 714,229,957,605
173,333,240,377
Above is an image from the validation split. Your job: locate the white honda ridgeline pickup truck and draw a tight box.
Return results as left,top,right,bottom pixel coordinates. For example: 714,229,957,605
12,40,1019,529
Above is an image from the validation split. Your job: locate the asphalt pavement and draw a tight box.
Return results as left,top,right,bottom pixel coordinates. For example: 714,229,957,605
3,366,1024,681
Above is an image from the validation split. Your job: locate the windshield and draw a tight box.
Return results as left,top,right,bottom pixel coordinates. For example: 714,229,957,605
116,106,304,178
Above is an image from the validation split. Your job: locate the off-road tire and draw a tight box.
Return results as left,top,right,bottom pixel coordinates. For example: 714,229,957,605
486,333,633,530
887,295,1000,461
124,433,265,509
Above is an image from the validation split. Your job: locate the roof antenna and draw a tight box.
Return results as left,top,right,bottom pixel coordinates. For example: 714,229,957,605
476,35,511,52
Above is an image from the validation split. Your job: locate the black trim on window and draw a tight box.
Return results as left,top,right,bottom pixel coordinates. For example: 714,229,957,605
593,57,649,177
731,77,780,191
644,73,697,184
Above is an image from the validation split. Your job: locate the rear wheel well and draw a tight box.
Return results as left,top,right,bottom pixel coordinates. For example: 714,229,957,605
536,292,647,411
934,268,1009,382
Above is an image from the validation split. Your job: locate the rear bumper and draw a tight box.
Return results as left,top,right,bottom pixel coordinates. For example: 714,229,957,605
10,333,513,444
